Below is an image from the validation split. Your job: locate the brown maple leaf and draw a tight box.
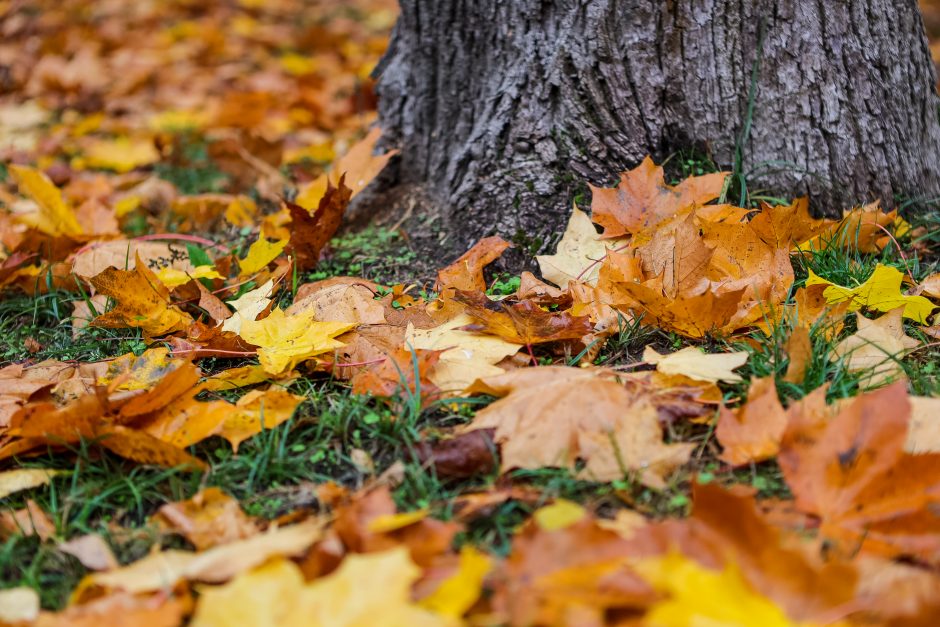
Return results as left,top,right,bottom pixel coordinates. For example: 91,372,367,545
779,382,940,562
454,290,594,345
286,175,352,271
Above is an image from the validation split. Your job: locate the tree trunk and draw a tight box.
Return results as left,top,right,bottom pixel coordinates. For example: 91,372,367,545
371,0,940,258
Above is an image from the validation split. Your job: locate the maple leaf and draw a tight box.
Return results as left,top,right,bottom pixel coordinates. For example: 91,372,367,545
407,313,522,394
294,126,399,210
89,254,194,336
635,552,804,627
494,508,653,626
286,277,386,324
71,240,193,279
779,382,940,561
0,468,63,499
77,136,160,173
454,290,594,345
153,488,258,551
435,236,511,293
287,176,352,271
643,345,748,383
154,264,224,289
8,164,83,238
238,307,355,375
238,233,288,276
589,157,728,238
832,309,919,387
716,376,789,466
220,279,275,335
351,347,443,408
84,519,324,594
463,367,695,487
535,205,628,288
807,264,935,323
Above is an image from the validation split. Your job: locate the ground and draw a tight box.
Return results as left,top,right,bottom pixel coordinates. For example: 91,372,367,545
2,1,940,625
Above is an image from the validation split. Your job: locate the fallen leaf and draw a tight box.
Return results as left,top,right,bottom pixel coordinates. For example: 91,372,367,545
84,519,324,593
407,314,521,394
9,164,83,238
38,591,190,627
0,468,63,499
783,325,813,384
286,278,385,324
435,236,510,293
414,429,497,479
238,234,287,276
807,264,935,323
589,157,728,238
454,290,594,345
779,383,940,561
287,177,352,271
0,587,40,624
536,204,628,288
238,307,355,375
155,264,224,289
71,240,193,279
220,279,275,335
636,552,803,627
286,547,456,626
833,309,919,387
59,534,119,571
154,488,258,550
419,546,491,619
294,127,398,209
904,397,940,454
717,377,788,466
351,347,443,408
90,254,193,336
463,367,695,487
78,136,160,172
643,345,748,383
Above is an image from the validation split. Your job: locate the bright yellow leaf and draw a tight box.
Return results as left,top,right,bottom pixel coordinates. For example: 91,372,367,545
419,546,491,618
79,136,160,173
238,308,355,375
238,236,288,276
284,547,456,627
8,164,83,237
367,508,429,533
533,499,587,531
190,559,305,627
636,552,821,627
155,265,224,289
806,264,935,323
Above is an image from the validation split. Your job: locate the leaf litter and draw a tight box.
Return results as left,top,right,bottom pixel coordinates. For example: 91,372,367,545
1,0,940,624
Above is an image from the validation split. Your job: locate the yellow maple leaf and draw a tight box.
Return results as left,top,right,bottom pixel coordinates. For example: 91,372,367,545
239,308,355,375
155,265,225,289
238,235,288,276
286,547,455,627
419,546,491,618
8,164,83,237
806,264,935,323
78,136,160,173
636,552,825,627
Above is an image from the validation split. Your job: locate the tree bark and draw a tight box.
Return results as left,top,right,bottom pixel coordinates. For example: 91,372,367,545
373,0,940,257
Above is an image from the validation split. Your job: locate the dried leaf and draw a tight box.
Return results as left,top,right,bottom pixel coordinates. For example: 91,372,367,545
154,488,258,550
90,254,193,336
435,236,510,293
589,157,727,238
464,367,694,487
454,290,594,345
643,345,747,383
287,177,352,271
0,468,63,499
833,309,919,388
717,377,788,466
536,204,628,289
220,279,275,335
59,534,119,571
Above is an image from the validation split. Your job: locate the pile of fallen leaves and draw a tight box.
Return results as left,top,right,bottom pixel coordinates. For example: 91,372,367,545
3,1,940,626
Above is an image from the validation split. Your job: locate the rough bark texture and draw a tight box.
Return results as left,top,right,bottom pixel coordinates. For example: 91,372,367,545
372,0,940,257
